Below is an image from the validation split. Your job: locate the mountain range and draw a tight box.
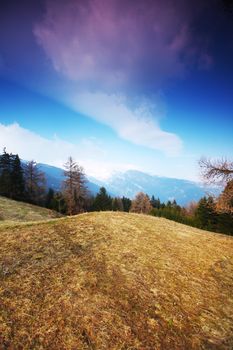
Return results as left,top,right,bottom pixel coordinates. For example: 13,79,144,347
38,163,220,206
38,163,100,195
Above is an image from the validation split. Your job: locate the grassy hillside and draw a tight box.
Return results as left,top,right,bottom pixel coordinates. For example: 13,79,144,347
0,196,62,223
0,212,232,349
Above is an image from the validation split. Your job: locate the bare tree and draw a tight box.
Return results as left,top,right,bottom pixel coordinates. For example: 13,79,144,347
62,157,88,215
199,157,233,213
185,201,198,217
217,180,233,213
130,192,152,214
24,160,46,204
199,157,233,185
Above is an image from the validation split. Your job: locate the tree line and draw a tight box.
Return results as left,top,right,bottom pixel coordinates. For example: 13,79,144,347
150,195,233,235
129,191,233,235
0,148,46,205
0,149,232,235
129,156,233,236
0,149,132,215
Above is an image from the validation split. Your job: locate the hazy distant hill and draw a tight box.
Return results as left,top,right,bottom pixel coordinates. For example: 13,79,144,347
91,170,220,205
0,212,232,349
37,163,100,194
35,163,220,205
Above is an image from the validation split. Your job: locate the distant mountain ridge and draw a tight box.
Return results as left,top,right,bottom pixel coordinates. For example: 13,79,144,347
90,170,220,206
36,164,220,206
37,163,100,195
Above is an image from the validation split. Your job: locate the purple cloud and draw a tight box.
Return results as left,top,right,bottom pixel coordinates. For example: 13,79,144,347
34,0,206,91
32,0,212,155
32,0,214,155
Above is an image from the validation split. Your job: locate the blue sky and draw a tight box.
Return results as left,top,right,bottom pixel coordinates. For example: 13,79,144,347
0,0,232,180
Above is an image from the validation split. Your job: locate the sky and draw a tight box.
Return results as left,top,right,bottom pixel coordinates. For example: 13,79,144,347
0,0,232,180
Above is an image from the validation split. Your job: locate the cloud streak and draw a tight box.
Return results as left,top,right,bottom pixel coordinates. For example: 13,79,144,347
34,0,194,154
67,92,182,155
0,123,138,179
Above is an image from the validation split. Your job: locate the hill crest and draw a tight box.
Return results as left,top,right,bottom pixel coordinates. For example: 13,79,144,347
0,195,62,223
0,211,232,349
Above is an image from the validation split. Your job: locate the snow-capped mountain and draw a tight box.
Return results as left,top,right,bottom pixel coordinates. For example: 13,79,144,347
37,163,100,195
90,170,220,206
36,163,220,206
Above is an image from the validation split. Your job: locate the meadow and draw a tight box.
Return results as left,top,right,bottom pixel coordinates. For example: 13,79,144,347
0,210,232,349
0,196,62,224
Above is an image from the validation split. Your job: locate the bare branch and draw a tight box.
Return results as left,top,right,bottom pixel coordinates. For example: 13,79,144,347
199,157,233,185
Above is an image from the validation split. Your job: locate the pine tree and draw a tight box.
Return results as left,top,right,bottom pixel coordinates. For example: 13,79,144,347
0,149,26,201
11,155,25,200
54,192,67,214
112,197,123,211
0,148,12,197
45,188,55,209
150,195,156,207
217,212,233,235
195,196,218,231
122,196,132,212
92,187,112,211
151,196,161,209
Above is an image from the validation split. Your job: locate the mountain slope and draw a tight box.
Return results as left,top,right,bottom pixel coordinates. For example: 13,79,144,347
34,163,220,205
26,162,100,194
38,163,100,194
92,170,220,205
0,212,232,349
0,196,62,223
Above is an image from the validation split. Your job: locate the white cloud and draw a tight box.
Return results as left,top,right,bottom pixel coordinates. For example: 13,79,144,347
0,123,138,179
33,0,185,156
67,92,182,155
0,123,74,166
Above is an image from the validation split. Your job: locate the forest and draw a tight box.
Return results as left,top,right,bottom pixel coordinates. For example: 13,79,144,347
0,149,232,235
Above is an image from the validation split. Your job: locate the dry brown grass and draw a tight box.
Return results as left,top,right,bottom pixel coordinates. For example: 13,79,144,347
0,212,233,349
0,196,62,224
